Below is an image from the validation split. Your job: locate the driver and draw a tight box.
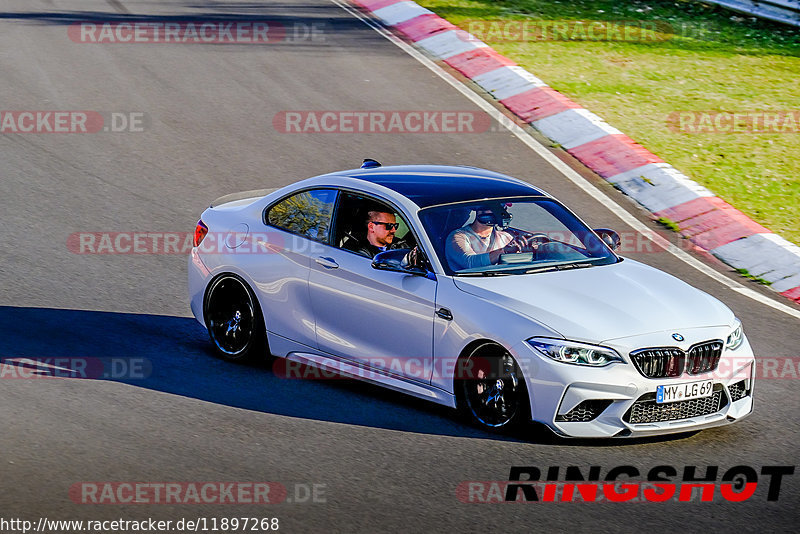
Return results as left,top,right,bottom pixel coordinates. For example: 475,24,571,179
354,207,400,258
445,205,523,270
351,203,418,259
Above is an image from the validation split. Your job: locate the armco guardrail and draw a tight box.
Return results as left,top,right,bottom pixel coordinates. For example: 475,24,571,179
703,0,800,27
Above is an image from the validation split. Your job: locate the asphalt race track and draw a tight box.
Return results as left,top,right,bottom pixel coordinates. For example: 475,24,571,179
1,0,799,532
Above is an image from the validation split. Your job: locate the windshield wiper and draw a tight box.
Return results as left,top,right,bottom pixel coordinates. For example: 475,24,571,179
521,261,597,274
456,259,602,276
456,270,512,277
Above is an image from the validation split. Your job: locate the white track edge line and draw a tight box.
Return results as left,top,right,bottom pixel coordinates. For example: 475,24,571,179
331,0,800,321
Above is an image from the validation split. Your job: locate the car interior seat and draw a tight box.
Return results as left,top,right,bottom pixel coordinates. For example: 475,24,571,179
425,207,472,262
339,207,365,252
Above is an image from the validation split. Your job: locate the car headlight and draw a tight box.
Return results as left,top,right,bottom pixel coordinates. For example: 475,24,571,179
726,320,744,351
527,338,624,367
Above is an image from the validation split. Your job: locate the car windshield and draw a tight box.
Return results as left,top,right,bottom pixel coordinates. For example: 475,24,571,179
419,197,619,275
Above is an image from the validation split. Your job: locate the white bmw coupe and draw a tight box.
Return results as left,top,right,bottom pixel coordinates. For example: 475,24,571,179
188,161,754,438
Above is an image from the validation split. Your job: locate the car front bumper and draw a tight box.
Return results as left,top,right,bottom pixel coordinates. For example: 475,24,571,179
511,338,755,438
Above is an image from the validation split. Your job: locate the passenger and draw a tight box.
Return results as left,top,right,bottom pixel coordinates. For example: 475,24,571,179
445,207,523,270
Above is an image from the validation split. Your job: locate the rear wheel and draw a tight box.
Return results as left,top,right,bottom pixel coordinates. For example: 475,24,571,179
456,344,529,431
204,274,267,363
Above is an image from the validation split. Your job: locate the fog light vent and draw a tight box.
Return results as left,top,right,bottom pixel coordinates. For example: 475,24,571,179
556,400,613,422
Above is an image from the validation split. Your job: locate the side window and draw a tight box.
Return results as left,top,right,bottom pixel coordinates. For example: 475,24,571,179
266,189,337,242
333,192,418,257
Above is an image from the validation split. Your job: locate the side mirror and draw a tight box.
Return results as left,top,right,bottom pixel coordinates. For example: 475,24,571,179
594,228,621,251
372,248,433,278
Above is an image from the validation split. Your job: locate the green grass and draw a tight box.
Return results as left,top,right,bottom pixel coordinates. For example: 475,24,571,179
415,0,800,245
657,216,681,232
736,268,772,285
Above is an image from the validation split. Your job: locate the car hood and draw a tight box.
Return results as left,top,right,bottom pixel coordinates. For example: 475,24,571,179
452,259,735,343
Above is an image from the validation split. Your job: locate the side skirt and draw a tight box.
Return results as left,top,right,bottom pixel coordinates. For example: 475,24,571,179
283,351,458,409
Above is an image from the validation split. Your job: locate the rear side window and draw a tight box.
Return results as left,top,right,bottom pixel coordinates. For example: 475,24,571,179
266,189,337,242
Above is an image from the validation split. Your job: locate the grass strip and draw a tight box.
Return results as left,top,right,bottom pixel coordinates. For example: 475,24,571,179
415,0,800,245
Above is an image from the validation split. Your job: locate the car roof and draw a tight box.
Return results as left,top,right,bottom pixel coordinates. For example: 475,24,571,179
328,165,547,208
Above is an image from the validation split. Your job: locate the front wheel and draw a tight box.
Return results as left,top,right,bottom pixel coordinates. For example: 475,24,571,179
204,274,267,363
456,345,529,431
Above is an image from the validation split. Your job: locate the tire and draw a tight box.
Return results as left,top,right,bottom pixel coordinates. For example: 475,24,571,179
204,274,267,363
456,344,529,431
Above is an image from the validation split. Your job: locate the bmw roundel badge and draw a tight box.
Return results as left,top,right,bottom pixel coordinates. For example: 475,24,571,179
672,333,685,342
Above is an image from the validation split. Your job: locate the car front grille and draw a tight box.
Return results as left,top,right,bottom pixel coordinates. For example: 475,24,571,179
623,384,727,424
686,341,724,375
630,347,685,378
630,340,723,379
555,400,613,422
728,380,749,402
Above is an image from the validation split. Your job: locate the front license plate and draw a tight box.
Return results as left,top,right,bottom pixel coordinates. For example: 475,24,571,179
656,380,713,404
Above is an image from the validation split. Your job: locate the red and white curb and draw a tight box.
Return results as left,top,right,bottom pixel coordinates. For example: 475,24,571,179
352,0,800,304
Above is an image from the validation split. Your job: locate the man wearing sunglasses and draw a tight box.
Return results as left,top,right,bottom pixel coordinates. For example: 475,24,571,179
355,207,402,258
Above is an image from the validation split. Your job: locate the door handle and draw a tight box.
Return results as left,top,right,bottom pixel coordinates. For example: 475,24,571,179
315,256,339,269
436,308,453,321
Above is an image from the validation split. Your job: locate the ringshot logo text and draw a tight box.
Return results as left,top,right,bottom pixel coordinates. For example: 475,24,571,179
458,465,794,503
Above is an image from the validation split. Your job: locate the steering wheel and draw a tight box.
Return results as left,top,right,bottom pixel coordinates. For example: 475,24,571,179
508,233,550,253
525,233,550,248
